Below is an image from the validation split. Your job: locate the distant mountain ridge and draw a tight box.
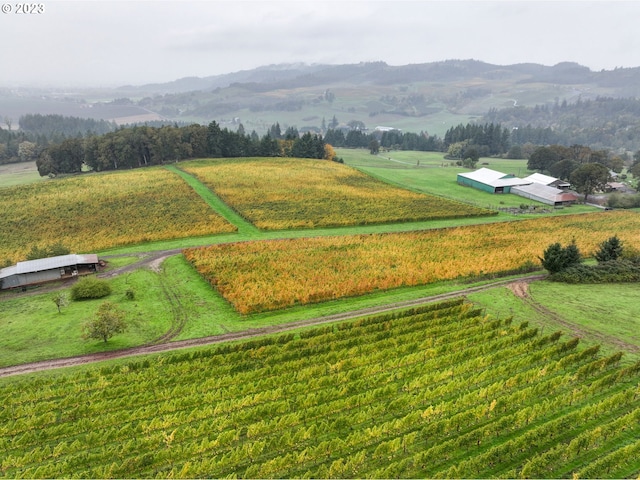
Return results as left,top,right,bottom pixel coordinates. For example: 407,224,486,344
5,59,640,150
116,60,640,95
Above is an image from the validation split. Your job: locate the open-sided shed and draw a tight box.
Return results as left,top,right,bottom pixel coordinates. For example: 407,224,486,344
511,183,578,206
0,254,101,290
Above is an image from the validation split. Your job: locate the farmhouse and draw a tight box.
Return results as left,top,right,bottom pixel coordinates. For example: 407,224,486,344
0,254,101,290
511,183,579,206
457,168,531,194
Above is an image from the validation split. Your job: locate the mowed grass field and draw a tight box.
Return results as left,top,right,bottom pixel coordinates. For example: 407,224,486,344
0,161,42,188
0,167,236,263
184,210,640,314
337,149,598,214
180,157,495,229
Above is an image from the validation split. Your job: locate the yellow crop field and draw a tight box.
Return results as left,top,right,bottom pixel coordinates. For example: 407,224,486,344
0,168,235,262
184,211,640,314
181,158,495,229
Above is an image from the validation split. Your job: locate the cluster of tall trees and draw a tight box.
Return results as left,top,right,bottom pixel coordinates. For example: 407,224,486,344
0,129,41,165
443,123,511,157
35,121,333,176
527,144,624,178
0,114,118,165
322,128,441,151
526,144,626,202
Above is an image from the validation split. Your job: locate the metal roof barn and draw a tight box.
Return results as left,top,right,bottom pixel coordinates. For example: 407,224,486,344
0,254,100,290
511,183,578,206
522,173,570,190
457,168,532,194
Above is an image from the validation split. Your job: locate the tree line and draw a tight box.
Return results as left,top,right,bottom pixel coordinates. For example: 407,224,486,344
0,114,118,165
19,114,117,139
35,121,332,176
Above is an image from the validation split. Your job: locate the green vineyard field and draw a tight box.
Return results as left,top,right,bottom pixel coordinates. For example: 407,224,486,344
1,299,639,478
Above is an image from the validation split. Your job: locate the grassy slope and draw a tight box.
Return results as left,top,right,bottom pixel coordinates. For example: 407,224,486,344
0,269,174,367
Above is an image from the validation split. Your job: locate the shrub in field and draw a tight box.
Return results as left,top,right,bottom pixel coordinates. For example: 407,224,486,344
551,260,640,283
607,192,640,209
25,243,70,261
539,240,582,274
71,277,112,300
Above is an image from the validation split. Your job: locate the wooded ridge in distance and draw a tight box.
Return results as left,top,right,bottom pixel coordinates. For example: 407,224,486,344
3,60,640,150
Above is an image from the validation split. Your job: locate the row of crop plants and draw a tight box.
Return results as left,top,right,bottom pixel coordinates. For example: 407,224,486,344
180,158,495,230
0,168,235,263
1,157,498,263
1,298,639,478
184,209,640,314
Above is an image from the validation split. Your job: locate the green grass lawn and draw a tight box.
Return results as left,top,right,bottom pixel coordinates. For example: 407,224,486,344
468,281,640,362
529,281,640,348
0,269,174,367
337,148,598,215
0,161,43,187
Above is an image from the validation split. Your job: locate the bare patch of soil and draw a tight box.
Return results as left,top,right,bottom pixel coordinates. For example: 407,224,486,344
507,281,529,299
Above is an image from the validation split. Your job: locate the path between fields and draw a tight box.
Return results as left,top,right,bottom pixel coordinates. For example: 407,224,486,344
507,281,640,354
0,259,546,377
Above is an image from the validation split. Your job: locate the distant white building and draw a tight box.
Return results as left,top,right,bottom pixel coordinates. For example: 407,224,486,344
374,126,400,133
522,173,570,190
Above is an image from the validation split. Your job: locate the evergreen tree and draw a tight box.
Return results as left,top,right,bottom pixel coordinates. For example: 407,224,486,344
595,236,623,263
539,240,582,274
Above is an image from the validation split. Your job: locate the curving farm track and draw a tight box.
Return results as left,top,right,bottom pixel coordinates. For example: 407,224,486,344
0,257,546,378
2,253,637,379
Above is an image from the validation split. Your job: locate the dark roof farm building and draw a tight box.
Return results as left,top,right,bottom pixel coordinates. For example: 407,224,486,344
0,254,101,290
457,168,531,194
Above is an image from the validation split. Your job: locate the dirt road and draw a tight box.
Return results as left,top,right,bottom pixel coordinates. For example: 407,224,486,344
0,270,546,378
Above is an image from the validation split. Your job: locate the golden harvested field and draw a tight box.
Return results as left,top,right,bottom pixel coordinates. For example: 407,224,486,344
181,158,495,229
184,210,640,314
0,168,235,263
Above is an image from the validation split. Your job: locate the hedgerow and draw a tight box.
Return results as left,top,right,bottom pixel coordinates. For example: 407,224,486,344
550,260,640,283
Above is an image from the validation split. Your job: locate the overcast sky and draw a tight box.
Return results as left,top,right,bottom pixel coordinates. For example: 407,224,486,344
2,0,639,87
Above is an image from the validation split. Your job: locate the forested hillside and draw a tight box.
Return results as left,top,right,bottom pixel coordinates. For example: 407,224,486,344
484,97,640,151
5,60,640,156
